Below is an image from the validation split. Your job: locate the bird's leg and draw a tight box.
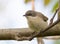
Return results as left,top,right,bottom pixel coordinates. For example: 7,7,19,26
37,37,44,44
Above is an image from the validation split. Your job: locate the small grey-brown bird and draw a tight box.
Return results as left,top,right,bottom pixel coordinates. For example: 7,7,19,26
24,10,48,44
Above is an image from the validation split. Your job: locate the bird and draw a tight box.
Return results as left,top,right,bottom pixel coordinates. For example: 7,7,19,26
23,10,48,44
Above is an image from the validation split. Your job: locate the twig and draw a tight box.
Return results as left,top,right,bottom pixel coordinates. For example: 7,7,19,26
49,8,59,25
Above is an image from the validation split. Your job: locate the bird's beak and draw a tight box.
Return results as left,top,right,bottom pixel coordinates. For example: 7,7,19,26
23,15,26,16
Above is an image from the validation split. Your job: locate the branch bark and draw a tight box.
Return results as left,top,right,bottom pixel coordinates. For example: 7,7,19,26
0,28,34,41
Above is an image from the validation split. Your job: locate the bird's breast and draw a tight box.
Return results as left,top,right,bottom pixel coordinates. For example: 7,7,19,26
27,17,47,32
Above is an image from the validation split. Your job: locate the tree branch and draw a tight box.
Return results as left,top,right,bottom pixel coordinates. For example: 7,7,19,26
0,28,33,41
0,18,60,41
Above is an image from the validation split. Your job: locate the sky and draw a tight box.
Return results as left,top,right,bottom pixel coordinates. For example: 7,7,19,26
0,0,58,44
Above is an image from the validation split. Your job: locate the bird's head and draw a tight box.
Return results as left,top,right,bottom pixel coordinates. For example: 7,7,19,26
23,10,48,22
23,10,36,17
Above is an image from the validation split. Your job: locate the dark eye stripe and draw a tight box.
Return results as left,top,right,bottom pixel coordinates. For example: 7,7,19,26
28,13,32,16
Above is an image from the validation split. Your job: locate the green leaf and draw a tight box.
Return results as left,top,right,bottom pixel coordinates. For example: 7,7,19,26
44,0,50,6
24,0,32,4
52,2,58,12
